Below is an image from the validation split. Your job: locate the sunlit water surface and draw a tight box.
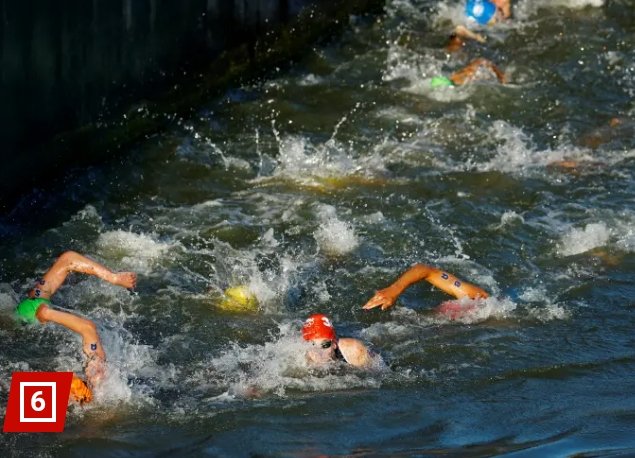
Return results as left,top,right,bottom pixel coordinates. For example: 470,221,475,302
2,0,635,456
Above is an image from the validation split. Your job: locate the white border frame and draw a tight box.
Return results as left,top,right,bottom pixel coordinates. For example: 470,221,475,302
19,382,56,423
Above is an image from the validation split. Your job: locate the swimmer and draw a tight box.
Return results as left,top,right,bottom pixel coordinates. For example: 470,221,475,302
430,57,507,88
465,0,511,26
14,251,137,404
448,0,512,47
548,117,632,170
362,263,488,318
302,314,374,368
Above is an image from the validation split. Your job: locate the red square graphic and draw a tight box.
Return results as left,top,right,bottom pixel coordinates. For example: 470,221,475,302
3,372,73,433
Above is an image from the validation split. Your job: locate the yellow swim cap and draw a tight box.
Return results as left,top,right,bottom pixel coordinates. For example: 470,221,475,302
217,285,259,313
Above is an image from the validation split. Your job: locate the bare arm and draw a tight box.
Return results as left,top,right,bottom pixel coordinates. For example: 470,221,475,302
450,58,507,86
36,305,105,397
28,251,136,300
362,263,489,311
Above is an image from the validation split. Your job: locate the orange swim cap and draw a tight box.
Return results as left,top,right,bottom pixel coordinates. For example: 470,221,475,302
69,376,93,404
302,314,336,341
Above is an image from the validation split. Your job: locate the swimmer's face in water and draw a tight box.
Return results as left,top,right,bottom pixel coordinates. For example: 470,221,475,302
306,338,337,364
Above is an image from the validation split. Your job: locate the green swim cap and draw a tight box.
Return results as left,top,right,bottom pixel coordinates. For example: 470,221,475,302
430,76,455,88
15,298,50,324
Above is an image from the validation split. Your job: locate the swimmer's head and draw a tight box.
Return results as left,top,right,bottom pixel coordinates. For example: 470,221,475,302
217,285,259,313
465,0,497,25
302,313,336,341
302,314,337,363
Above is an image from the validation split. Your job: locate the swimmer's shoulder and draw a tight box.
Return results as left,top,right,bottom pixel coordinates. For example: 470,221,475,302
337,338,373,368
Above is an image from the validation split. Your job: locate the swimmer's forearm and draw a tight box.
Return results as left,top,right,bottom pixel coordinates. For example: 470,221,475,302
424,268,489,300
38,307,106,358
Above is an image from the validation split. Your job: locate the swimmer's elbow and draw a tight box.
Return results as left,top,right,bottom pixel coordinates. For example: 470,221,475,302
411,263,434,277
57,250,80,264
80,319,99,339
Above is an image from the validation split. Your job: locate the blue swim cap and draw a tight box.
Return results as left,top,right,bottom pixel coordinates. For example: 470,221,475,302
465,0,497,25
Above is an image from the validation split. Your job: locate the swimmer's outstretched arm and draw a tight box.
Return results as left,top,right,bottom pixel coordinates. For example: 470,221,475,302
450,58,507,86
362,264,489,311
28,250,136,300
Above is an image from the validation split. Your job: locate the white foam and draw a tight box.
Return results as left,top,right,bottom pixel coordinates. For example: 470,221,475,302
557,223,611,257
262,134,387,186
0,283,18,312
313,204,360,256
44,309,161,412
438,297,517,324
430,1,469,27
478,121,599,174
201,236,301,312
298,73,323,86
69,204,103,225
510,0,603,21
526,0,604,10
91,325,160,406
521,287,569,321
96,230,172,274
191,321,386,398
609,215,635,253
363,211,386,225
497,211,525,229
361,321,419,341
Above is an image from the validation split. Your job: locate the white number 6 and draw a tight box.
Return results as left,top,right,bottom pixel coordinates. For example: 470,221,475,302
31,391,46,412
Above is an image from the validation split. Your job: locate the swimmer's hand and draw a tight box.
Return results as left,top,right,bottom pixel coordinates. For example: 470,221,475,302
70,375,93,405
362,287,399,311
113,272,137,290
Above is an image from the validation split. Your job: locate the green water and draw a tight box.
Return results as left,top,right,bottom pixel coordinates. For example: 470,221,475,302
2,0,635,456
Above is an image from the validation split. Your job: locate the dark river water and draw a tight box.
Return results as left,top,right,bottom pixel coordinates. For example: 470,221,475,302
2,0,635,456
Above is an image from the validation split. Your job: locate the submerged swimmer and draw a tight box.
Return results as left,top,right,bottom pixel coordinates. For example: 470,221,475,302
302,314,374,368
14,251,136,404
548,118,632,171
362,263,489,319
430,58,507,88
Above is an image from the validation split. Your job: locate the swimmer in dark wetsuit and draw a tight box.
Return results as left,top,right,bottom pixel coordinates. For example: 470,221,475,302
302,314,374,368
14,251,136,404
362,263,489,319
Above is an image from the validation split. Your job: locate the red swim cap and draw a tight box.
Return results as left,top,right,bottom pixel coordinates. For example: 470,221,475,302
302,314,336,341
